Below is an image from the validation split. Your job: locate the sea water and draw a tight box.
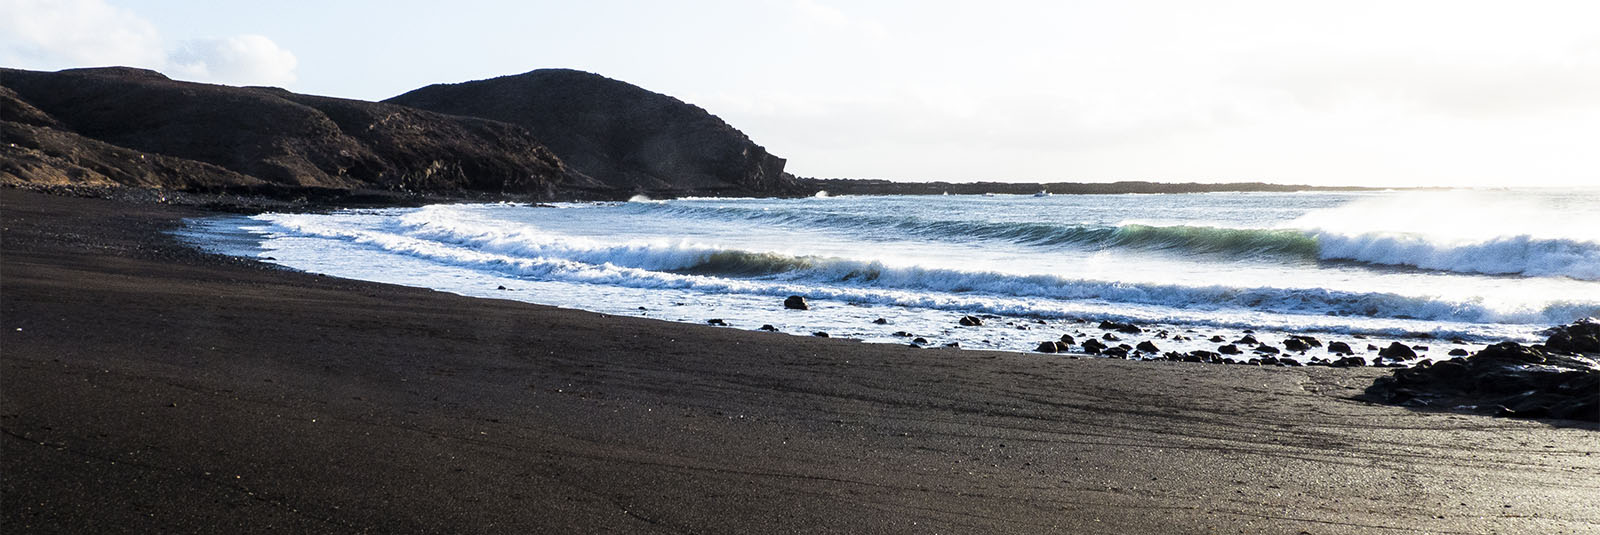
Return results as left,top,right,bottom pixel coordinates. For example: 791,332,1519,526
184,189,1600,363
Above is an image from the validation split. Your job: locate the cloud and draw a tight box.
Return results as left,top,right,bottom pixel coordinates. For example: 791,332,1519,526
170,35,298,86
0,0,297,86
0,0,165,67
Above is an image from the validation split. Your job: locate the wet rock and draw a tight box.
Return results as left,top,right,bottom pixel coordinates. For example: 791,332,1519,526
1412,345,1429,351
1097,321,1143,334
758,324,778,331
1217,344,1242,355
872,317,888,325
1364,331,1600,422
812,331,829,337
1058,334,1076,345
1289,335,1322,348
1327,341,1354,355
958,315,984,327
1102,333,1120,341
1135,341,1160,353
1189,350,1219,361
1279,359,1303,366
1081,338,1107,354
1035,341,1059,353
1367,344,1379,352
1544,318,1600,354
1234,334,1259,345
1103,347,1129,358
1254,344,1281,355
1448,348,1469,356
706,319,728,326
1378,342,1418,360
892,331,914,337
943,342,961,348
1282,338,1310,352
912,337,928,344
784,295,810,310
1209,335,1226,343
1331,356,1366,367
496,285,508,290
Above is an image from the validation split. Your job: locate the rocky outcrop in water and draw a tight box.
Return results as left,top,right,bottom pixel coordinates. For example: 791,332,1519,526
388,69,802,198
1365,320,1600,423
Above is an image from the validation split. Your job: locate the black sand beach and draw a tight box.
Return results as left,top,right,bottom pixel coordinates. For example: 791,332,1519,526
3,189,1597,533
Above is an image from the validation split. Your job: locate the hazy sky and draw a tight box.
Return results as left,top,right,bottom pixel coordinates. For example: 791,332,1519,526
4,0,1598,187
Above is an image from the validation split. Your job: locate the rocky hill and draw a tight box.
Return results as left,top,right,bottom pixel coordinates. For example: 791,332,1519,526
2,67,592,198
387,69,802,197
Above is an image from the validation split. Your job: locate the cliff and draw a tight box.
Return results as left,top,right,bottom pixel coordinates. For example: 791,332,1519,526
387,69,800,197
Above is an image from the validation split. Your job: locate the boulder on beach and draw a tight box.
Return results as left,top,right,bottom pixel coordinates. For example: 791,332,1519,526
1135,341,1160,353
1097,321,1143,334
1081,338,1107,354
759,324,778,331
1058,334,1076,345
706,318,728,326
783,295,810,310
1327,341,1354,355
1217,344,1242,355
1234,335,1259,345
1282,338,1310,352
1254,344,1281,355
1035,341,1059,353
1378,342,1418,360
1365,337,1599,422
1544,318,1600,354
958,315,984,327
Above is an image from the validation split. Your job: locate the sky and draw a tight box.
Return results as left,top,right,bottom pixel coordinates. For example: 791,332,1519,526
3,0,1598,188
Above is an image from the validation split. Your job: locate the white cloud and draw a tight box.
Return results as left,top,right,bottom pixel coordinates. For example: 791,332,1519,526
0,0,165,67
169,34,298,86
0,0,297,86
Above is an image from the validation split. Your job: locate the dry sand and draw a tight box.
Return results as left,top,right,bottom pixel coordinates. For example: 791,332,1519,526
2,189,1596,533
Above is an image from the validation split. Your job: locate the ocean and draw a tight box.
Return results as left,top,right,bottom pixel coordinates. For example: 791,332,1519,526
185,188,1600,363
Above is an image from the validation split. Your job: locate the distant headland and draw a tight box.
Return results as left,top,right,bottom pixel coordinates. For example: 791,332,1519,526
4,66,1388,205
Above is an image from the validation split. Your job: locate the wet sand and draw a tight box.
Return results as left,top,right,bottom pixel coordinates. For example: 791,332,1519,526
3,189,1596,533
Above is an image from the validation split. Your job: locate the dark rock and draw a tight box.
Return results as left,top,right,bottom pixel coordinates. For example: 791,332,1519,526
1058,334,1076,345
1288,335,1322,347
1363,327,1600,423
1448,348,1469,356
758,324,778,331
1102,333,1120,341
912,337,928,345
1378,342,1418,360
1234,334,1259,345
812,331,829,338
944,342,960,348
892,331,914,337
1254,344,1281,355
1217,344,1242,355
1209,335,1225,343
389,68,800,196
1035,341,1059,353
1081,338,1107,354
958,315,984,327
1103,347,1129,358
1331,356,1366,367
1544,318,1600,354
1135,341,1160,353
1279,359,1303,366
1259,356,1280,366
706,318,727,326
783,295,810,310
1367,344,1379,352
1327,341,1354,355
871,317,888,325
1097,321,1143,334
496,285,508,290
1412,345,1429,351
1282,338,1310,352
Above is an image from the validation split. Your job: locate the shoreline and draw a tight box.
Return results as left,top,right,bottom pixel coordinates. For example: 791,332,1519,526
4,189,1598,533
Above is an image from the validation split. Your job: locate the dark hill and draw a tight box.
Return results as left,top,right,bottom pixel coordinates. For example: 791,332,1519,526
2,67,591,197
387,69,800,197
